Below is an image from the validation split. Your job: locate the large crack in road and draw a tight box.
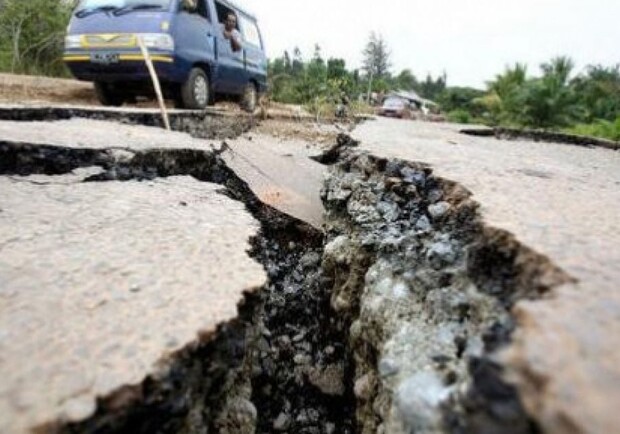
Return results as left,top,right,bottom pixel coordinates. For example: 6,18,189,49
320,148,573,434
1,121,356,434
1,109,618,434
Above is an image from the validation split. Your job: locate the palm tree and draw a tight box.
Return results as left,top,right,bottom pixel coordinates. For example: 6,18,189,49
483,63,528,125
521,56,582,128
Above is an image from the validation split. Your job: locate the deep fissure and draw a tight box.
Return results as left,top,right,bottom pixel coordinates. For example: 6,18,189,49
1,136,358,434
1,113,575,433
320,147,572,433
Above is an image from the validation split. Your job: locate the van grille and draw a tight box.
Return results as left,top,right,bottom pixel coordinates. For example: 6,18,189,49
82,34,136,48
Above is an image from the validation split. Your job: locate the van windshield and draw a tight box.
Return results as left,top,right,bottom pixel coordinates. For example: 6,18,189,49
76,0,171,15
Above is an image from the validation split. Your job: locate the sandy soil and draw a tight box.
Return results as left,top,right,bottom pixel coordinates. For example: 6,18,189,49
0,73,97,105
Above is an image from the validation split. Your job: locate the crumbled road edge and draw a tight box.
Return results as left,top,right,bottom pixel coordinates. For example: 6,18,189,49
320,146,573,433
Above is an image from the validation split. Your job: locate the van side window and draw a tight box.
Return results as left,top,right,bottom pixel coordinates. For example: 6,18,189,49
214,1,237,29
239,15,261,48
196,0,210,20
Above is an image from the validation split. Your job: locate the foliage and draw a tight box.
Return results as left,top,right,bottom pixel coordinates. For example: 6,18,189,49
393,69,417,91
481,63,528,125
518,57,582,128
267,34,448,113
417,73,447,100
572,64,620,122
446,109,472,124
437,57,620,141
436,87,485,115
567,117,620,142
0,0,72,76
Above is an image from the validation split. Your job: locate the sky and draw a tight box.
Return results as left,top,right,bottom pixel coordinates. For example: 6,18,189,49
242,0,620,89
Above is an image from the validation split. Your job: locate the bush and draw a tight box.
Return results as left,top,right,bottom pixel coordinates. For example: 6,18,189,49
567,118,620,142
0,0,72,76
447,109,472,124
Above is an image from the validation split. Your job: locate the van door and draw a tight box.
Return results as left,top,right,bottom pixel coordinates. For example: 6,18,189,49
211,0,247,94
238,14,265,88
173,0,216,81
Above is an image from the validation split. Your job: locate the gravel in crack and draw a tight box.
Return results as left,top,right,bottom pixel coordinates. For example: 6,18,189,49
249,233,356,434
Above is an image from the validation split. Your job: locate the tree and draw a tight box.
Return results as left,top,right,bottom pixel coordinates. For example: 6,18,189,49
572,64,620,122
291,47,304,77
519,57,581,128
283,50,292,73
362,32,391,78
418,73,447,100
394,69,418,91
327,58,347,80
0,0,72,76
484,63,528,124
437,87,485,114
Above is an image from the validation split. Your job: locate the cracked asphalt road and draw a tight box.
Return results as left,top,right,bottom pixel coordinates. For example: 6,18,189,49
1,113,620,433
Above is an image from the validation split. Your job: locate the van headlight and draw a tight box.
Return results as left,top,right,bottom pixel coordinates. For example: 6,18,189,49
65,35,82,49
137,33,174,51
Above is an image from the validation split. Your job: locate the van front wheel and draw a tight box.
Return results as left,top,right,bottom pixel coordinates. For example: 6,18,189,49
94,82,124,107
180,68,210,110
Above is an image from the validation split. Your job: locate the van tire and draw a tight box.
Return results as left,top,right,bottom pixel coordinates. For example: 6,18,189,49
241,83,258,113
94,82,124,107
180,68,210,110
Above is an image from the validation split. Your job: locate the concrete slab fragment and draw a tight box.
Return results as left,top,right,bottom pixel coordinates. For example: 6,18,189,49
0,175,265,434
222,133,326,229
0,119,214,152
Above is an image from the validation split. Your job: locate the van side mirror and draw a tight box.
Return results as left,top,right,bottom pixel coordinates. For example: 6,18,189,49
181,0,197,13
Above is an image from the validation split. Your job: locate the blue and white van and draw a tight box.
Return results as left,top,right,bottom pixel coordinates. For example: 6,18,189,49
63,0,267,111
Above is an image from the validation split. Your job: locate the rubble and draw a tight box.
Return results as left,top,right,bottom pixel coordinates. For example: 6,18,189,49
321,150,572,433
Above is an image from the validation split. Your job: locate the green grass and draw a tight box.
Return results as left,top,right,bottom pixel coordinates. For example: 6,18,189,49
566,118,620,142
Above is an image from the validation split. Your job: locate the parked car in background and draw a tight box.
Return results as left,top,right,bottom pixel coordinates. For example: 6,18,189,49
378,97,412,119
64,0,267,111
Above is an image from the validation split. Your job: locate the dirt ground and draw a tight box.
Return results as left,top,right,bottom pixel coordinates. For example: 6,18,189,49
0,72,312,116
0,73,97,105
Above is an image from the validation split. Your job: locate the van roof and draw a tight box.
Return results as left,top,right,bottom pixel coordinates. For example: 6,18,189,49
216,0,257,21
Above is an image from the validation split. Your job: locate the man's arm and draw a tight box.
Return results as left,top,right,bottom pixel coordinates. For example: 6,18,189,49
223,28,243,52
229,29,242,52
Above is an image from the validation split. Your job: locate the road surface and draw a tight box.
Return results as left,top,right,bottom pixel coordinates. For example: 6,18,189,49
1,111,619,433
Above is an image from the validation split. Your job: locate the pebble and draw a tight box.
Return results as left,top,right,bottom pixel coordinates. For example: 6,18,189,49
428,201,451,220
378,358,400,378
376,201,400,222
428,189,444,203
273,412,290,431
293,353,311,365
325,422,336,434
299,251,321,269
400,167,426,187
415,215,432,232
354,374,372,400
396,372,450,431
426,241,457,269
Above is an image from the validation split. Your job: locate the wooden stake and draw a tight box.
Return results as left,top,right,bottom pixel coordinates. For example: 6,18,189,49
137,37,171,131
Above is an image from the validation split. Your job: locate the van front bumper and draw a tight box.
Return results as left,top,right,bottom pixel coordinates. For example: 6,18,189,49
64,52,185,83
